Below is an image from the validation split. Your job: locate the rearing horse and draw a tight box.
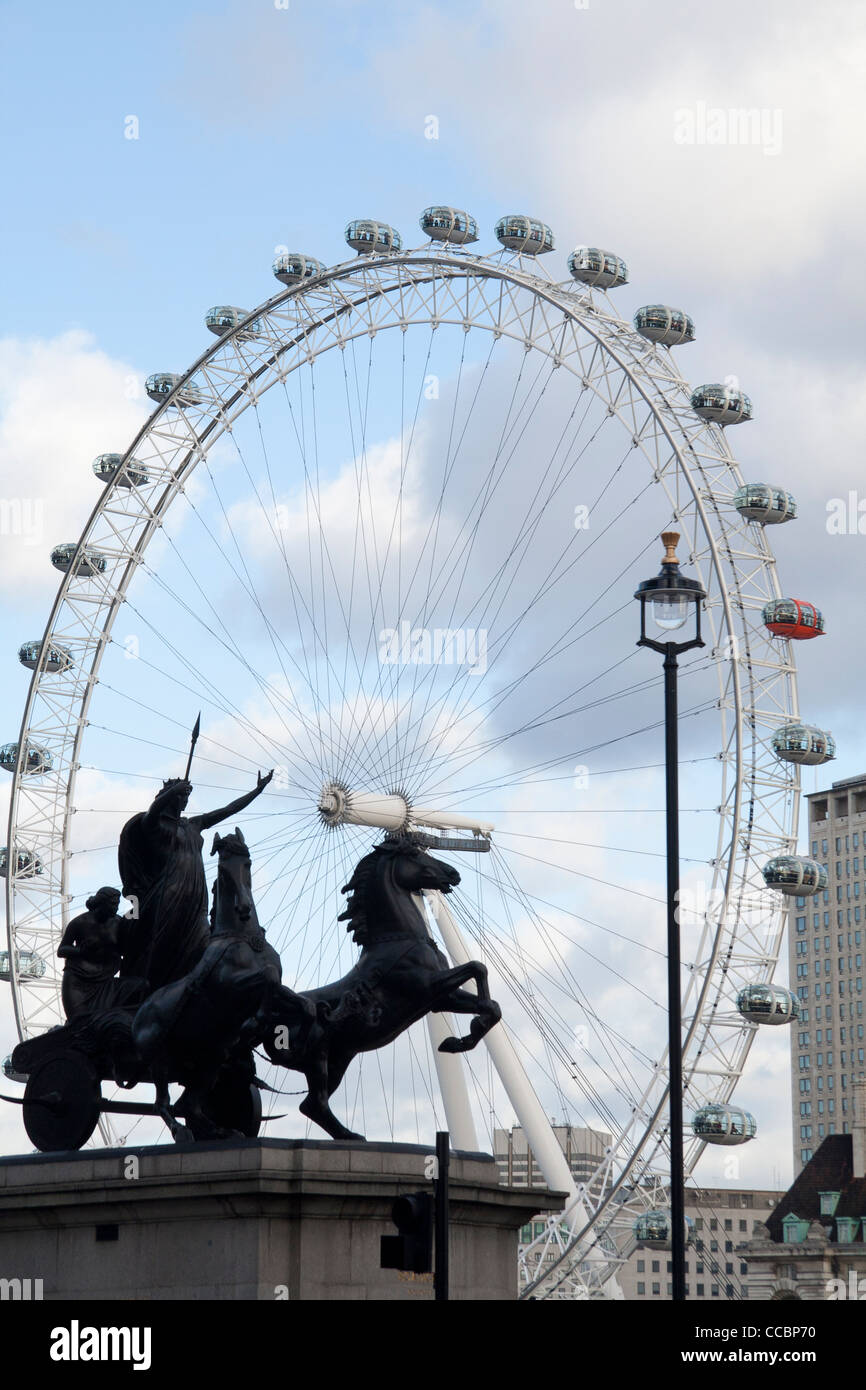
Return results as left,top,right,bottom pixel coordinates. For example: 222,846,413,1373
263,836,501,1141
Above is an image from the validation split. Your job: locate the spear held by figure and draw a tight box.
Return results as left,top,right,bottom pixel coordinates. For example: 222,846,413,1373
117,714,274,989
183,712,201,782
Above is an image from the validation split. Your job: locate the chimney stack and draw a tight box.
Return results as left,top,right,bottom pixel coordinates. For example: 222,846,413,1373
853,1074,866,1177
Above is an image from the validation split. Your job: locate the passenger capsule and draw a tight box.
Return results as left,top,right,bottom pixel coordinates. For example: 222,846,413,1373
419,207,479,245
0,741,52,776
771,723,835,766
762,598,825,641
733,483,797,525
690,383,752,425
0,949,47,982
0,846,43,878
736,983,799,1025
495,215,554,255
18,640,73,674
2,1056,28,1083
92,454,149,488
633,1209,694,1250
567,247,628,288
50,543,107,578
692,1103,756,1145
145,373,204,407
762,855,827,896
345,221,403,255
634,306,695,347
272,253,326,287
205,306,262,339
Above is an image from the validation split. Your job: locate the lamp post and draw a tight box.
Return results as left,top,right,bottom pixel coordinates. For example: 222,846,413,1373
634,532,706,1302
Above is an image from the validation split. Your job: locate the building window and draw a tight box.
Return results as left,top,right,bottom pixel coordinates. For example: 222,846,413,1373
637,1282,646,1295
637,1259,645,1273
651,1282,660,1296
697,1283,705,1296
711,1284,719,1297
651,1260,659,1273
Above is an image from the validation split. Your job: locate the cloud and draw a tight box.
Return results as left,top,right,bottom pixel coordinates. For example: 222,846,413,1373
0,331,146,596
368,0,866,287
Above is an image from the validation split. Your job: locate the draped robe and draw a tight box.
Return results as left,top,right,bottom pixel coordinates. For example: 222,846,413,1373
118,811,211,988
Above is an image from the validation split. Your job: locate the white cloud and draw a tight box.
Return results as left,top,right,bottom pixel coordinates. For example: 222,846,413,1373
367,0,866,285
0,332,146,593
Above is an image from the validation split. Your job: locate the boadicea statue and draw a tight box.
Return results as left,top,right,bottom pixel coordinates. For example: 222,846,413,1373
3,718,500,1151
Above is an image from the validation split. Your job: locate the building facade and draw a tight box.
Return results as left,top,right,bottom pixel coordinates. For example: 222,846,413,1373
493,1125,782,1299
745,1077,866,1299
618,1188,781,1301
790,775,866,1173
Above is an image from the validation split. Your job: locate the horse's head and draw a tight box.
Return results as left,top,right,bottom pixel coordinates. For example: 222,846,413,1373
210,826,254,926
337,836,460,944
384,836,461,896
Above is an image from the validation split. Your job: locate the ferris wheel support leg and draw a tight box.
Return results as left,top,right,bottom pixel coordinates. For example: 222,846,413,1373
425,890,625,1294
425,1013,480,1151
414,895,480,1150
424,891,580,1203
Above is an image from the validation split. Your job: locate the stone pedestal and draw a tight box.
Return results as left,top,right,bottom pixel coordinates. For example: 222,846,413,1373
0,1139,559,1300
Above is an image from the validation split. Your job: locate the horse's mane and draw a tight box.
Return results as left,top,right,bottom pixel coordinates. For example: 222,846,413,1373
338,836,420,941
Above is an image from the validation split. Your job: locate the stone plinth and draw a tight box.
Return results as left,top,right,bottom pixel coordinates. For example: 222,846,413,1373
0,1139,559,1300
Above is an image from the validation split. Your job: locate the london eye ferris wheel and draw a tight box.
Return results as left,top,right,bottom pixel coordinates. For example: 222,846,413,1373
2,206,835,1297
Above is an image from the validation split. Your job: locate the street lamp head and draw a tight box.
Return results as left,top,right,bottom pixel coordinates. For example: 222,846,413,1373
635,532,706,639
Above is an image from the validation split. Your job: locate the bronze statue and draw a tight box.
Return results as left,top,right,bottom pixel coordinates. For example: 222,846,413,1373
262,836,501,1141
5,717,503,1153
117,769,274,989
58,887,146,1021
132,827,314,1141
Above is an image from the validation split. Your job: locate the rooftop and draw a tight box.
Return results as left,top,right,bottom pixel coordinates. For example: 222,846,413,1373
765,1134,866,1241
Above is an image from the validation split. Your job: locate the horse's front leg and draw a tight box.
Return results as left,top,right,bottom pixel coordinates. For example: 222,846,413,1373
430,962,502,1053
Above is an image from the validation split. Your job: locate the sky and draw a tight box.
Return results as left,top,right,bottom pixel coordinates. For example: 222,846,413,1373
1,0,865,1214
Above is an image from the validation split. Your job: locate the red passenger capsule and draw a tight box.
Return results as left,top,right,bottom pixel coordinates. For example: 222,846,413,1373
762,598,825,640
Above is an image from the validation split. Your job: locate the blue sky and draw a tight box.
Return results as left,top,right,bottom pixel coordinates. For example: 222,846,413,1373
1,0,865,1201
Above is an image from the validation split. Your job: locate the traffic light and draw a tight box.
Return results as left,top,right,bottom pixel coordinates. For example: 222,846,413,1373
380,1191,433,1273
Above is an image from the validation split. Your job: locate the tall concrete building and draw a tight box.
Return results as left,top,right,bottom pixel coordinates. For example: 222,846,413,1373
790,774,866,1173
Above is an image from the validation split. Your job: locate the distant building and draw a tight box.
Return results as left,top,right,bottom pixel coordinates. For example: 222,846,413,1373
493,1125,782,1299
493,1123,611,1191
791,775,866,1173
619,1187,782,1301
745,1075,866,1299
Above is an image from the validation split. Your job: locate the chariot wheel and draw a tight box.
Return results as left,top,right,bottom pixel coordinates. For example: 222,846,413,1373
22,1052,101,1153
5,208,823,1295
